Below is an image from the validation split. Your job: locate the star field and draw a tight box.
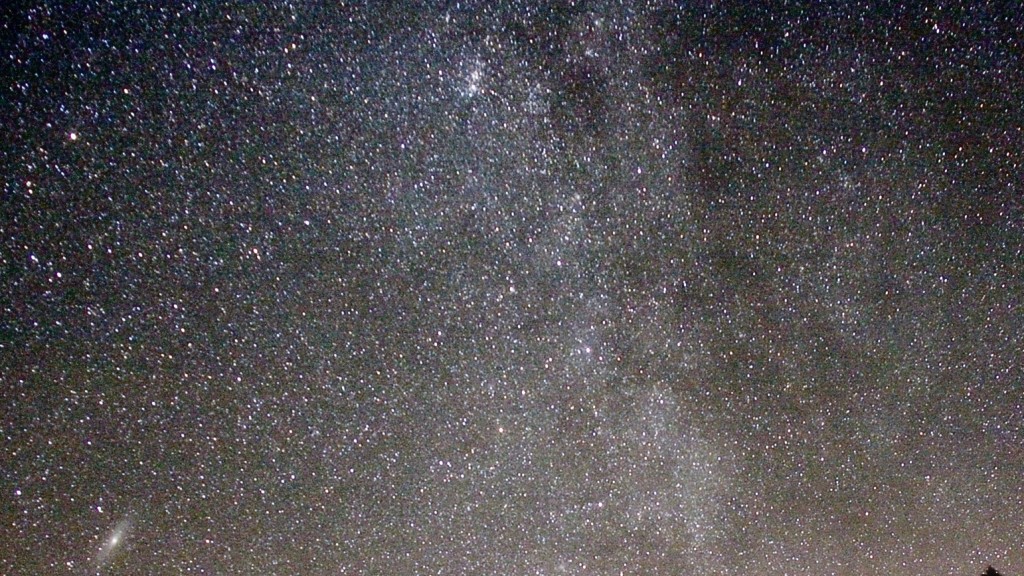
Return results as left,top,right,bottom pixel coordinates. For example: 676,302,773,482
2,2,1022,575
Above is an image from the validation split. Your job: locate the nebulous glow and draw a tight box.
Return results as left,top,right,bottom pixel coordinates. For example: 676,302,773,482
94,517,130,568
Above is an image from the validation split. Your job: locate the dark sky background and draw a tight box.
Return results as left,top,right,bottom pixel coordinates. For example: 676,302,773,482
2,1,1022,575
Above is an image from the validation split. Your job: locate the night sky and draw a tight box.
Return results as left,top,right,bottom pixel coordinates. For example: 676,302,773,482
2,1,1023,575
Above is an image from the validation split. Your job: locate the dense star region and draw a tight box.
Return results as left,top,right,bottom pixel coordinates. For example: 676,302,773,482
1,1,1022,575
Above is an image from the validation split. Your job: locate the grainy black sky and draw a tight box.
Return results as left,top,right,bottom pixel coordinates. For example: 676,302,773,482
2,1,1022,575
